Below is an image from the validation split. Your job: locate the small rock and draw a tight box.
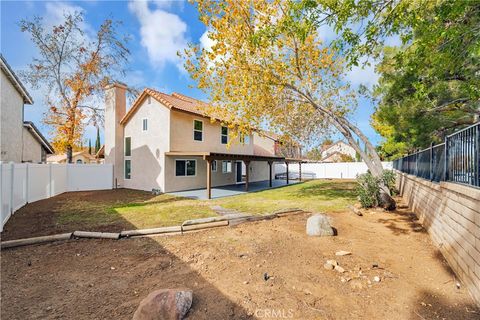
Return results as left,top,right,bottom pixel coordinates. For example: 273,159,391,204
335,251,352,256
110,267,115,270
303,289,312,295
373,276,381,283
306,214,334,237
323,262,334,270
243,281,249,285
133,289,193,320
456,282,461,289
334,265,345,273
326,259,338,266
263,273,270,281
372,263,379,269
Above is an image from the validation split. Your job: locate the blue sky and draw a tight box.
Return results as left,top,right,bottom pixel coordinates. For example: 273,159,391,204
1,0,382,149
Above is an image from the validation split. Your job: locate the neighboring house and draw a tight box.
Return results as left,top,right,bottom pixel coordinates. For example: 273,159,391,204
47,150,97,164
320,141,356,163
104,84,299,196
22,121,55,163
0,55,54,163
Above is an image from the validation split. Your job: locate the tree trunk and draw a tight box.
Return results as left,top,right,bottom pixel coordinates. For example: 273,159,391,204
66,145,73,163
295,89,396,210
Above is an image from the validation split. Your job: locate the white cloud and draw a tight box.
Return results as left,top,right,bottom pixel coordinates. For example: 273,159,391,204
345,62,379,89
129,0,187,71
200,30,215,52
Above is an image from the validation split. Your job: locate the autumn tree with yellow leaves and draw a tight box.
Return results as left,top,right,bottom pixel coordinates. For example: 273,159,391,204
20,12,129,163
184,0,396,209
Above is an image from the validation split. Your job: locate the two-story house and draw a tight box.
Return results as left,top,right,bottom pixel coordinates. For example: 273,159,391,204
0,55,54,163
104,83,300,198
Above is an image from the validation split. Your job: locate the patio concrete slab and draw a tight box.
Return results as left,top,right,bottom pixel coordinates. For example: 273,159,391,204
168,179,299,200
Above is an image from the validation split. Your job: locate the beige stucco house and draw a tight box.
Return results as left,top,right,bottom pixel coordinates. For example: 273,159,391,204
47,150,98,164
320,141,357,162
105,84,301,197
0,55,54,163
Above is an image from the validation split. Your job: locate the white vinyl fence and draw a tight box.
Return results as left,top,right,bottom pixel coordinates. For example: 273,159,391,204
0,163,113,231
275,161,393,179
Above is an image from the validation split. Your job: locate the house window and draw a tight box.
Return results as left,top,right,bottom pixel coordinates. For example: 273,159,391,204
175,160,196,176
222,160,232,173
76,159,83,164
125,160,131,179
125,137,131,156
193,120,203,141
211,160,217,172
142,119,148,131
240,133,250,144
221,126,228,144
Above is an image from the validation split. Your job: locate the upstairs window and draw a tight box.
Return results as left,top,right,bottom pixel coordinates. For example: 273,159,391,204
221,126,228,144
193,120,203,141
176,160,196,176
142,119,148,131
125,137,131,156
240,133,250,144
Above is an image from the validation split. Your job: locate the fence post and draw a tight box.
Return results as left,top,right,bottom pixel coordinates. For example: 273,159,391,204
25,163,29,203
429,142,434,181
444,136,449,182
0,162,3,230
49,163,53,197
9,162,14,214
475,125,479,187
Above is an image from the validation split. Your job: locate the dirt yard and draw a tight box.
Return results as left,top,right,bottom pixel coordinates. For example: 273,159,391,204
2,206,478,319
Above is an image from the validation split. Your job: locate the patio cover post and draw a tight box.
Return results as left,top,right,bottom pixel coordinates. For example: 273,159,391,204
206,159,212,199
245,160,250,191
286,162,289,185
268,161,273,187
299,162,302,181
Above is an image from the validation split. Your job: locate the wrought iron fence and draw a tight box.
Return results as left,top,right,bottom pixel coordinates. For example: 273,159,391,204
393,122,480,188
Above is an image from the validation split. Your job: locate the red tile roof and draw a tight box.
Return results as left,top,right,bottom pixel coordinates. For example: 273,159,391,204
119,88,280,142
120,88,212,124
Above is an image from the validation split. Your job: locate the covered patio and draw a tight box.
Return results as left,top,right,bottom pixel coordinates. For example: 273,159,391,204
165,151,304,199
168,179,300,200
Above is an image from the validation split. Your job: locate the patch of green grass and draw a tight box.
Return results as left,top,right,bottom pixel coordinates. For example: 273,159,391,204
55,180,356,230
212,180,356,214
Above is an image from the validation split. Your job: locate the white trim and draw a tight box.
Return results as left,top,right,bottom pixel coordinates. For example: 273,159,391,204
175,159,197,177
193,119,204,142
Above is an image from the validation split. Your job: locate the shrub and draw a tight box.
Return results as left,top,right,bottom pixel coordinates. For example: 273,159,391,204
356,170,396,208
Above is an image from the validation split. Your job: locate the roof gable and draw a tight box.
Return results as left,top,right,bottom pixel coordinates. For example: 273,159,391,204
1,55,33,104
120,88,214,125
23,121,54,154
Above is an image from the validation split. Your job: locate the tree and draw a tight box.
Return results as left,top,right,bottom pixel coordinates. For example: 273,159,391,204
95,127,101,154
355,138,361,162
297,0,479,158
88,139,92,155
20,12,129,163
185,0,396,209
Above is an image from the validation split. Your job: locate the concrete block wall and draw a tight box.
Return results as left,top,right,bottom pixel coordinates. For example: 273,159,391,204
396,172,480,305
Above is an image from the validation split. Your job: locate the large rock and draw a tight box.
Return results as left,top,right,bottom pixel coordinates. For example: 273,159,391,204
306,214,334,237
133,289,193,320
